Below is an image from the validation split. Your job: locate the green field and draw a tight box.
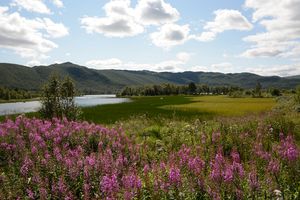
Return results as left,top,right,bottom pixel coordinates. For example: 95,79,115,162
161,96,276,116
81,95,275,124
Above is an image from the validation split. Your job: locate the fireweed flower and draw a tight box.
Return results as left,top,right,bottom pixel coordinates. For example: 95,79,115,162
122,174,142,189
232,161,244,178
169,167,181,186
143,164,150,174
39,187,48,199
101,174,119,195
231,149,241,163
248,171,259,191
188,157,205,174
267,160,280,175
20,156,33,176
278,135,299,162
26,188,34,199
223,165,234,183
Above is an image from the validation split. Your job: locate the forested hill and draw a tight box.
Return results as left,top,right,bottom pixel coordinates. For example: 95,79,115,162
0,62,299,93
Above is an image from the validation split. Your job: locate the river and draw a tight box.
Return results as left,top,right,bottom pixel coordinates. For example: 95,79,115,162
0,95,130,116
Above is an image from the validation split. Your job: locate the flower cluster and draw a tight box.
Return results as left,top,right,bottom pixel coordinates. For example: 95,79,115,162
0,116,299,199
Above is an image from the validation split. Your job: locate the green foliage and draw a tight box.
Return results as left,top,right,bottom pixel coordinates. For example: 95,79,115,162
295,86,300,104
253,81,262,97
120,83,244,96
39,75,81,120
188,82,197,94
0,86,37,101
271,88,281,96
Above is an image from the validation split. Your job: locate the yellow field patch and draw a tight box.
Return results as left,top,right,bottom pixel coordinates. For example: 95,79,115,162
161,96,276,116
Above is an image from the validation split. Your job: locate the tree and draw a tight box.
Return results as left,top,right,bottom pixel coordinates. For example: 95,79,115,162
271,88,281,96
254,81,262,97
39,74,81,120
188,82,197,94
295,85,300,104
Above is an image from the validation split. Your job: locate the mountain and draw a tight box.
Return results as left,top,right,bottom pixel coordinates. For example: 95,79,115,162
0,62,299,93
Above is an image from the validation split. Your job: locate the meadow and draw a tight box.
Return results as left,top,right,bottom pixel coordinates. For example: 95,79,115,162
0,95,299,199
161,96,276,116
81,95,275,124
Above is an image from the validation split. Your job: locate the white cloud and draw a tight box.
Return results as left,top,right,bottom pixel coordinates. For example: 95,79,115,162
43,18,69,38
242,0,300,58
26,60,47,66
135,0,180,25
246,64,300,77
80,0,144,37
81,16,144,37
193,9,253,41
52,0,64,8
86,52,190,71
0,7,68,61
80,0,180,38
11,0,51,14
150,23,190,48
86,58,123,68
176,52,191,62
190,62,234,73
191,31,216,42
211,62,233,69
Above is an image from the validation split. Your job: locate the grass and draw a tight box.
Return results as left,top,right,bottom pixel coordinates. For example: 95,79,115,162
161,96,276,116
81,95,275,124
81,96,213,124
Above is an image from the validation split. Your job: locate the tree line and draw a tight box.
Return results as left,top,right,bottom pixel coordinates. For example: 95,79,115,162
119,82,283,97
0,87,38,101
119,82,243,96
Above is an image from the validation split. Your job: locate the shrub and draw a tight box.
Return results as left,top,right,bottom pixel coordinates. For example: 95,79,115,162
39,75,81,120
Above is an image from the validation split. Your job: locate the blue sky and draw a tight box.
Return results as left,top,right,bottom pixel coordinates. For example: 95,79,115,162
0,0,300,76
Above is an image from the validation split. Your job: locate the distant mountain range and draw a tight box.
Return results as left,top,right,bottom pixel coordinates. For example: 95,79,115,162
0,62,299,93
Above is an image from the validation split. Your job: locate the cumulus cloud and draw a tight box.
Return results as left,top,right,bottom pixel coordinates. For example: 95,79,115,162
81,17,144,37
176,52,192,62
52,0,64,8
189,62,235,73
135,0,180,25
193,9,253,41
242,0,300,58
80,0,144,37
43,18,69,38
150,23,190,48
86,52,191,71
246,64,300,77
80,0,180,38
11,0,51,14
0,7,68,61
86,58,123,68
211,62,233,69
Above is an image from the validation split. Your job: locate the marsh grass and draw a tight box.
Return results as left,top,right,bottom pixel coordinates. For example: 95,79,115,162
81,96,214,124
161,96,276,116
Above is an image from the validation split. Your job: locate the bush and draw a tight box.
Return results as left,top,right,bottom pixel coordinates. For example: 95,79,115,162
39,75,81,120
271,88,281,96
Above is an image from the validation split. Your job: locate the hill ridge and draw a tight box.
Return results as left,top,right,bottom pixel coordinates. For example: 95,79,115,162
0,62,299,93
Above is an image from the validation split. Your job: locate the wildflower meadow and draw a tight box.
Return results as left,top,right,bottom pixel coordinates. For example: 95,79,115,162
0,115,299,199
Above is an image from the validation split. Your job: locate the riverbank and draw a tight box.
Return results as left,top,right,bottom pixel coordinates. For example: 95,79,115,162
0,98,40,104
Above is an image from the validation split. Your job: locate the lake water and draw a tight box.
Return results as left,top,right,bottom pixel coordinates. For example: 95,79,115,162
0,95,130,116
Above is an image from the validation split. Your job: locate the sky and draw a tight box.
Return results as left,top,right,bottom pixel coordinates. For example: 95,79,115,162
0,0,300,77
